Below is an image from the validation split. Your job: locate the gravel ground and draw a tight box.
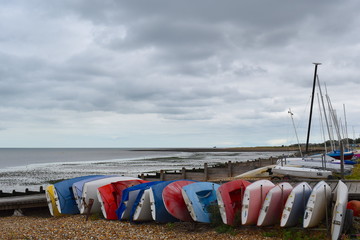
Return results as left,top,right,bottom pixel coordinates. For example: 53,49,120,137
0,214,283,240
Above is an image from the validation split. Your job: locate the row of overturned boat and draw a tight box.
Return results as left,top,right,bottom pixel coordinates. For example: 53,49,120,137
46,174,358,240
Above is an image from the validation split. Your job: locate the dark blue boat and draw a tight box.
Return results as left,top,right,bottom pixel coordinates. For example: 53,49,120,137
327,150,354,161
116,181,163,220
149,180,182,223
54,175,103,214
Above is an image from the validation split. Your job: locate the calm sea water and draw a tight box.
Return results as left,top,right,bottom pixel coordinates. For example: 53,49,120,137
0,148,288,192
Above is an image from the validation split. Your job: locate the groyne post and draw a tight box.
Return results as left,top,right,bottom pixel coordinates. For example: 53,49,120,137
160,170,165,181
204,163,208,181
181,167,186,179
228,161,233,177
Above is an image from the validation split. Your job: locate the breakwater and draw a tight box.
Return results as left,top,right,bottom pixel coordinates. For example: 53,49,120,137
139,156,280,181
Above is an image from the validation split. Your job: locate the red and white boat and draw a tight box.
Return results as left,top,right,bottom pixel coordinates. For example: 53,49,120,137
257,182,293,226
97,179,148,219
241,180,275,225
216,179,251,225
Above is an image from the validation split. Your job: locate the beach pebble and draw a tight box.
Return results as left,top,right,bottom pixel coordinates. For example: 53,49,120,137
0,215,279,240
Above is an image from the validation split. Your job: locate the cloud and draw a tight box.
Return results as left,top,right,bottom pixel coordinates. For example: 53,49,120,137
0,0,359,147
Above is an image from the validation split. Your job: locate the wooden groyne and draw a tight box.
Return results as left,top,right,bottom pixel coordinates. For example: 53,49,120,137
0,194,47,211
138,157,279,182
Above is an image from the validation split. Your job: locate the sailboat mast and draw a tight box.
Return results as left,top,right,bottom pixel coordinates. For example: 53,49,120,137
305,63,321,154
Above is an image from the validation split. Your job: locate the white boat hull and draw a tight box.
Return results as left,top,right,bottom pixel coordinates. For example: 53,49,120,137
303,181,331,228
272,166,332,179
331,180,348,240
133,189,153,221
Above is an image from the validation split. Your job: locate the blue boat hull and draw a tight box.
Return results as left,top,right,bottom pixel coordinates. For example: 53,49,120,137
54,175,103,214
182,182,220,223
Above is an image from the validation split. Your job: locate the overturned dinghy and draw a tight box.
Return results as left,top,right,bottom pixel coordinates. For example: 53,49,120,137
46,185,63,217
331,180,349,240
80,176,139,214
281,182,312,227
97,179,148,220
303,181,331,228
162,180,197,222
149,181,180,223
54,175,103,215
116,181,163,221
257,182,293,227
241,180,275,226
216,179,251,226
111,180,148,207
182,182,220,223
133,188,153,221
72,175,113,209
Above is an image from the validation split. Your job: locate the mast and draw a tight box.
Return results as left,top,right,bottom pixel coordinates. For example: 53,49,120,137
316,75,334,151
305,63,321,154
288,108,303,157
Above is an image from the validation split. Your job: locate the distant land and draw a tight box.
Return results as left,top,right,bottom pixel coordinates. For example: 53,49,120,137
135,146,325,152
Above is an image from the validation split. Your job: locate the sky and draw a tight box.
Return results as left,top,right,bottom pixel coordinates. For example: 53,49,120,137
0,0,359,148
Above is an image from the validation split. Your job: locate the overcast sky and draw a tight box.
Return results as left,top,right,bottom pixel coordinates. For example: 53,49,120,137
0,0,359,148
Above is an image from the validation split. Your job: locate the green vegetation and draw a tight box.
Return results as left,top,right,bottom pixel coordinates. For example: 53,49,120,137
345,159,360,180
208,204,238,235
261,229,327,240
165,222,175,230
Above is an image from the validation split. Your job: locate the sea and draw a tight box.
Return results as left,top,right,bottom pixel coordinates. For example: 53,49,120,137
0,148,290,192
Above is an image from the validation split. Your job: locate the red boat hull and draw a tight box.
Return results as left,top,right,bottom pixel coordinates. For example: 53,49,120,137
162,180,196,221
98,179,148,220
217,179,251,225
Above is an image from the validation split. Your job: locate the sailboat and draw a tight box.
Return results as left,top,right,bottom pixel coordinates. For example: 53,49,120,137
281,63,354,177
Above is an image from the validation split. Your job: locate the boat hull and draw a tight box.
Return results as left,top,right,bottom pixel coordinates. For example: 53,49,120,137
280,182,312,227
182,182,220,223
257,182,293,226
149,181,179,223
45,185,63,217
54,175,102,215
162,180,197,222
216,179,251,225
241,180,275,225
97,179,148,220
116,181,162,220
80,176,139,214
272,166,332,179
303,181,331,228
331,180,348,240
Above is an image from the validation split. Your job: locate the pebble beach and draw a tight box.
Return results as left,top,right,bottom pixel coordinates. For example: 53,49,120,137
0,214,283,240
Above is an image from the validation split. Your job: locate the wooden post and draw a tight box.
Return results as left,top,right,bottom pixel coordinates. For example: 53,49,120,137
228,161,233,177
259,158,262,167
270,156,273,164
85,198,94,221
204,163,208,181
181,167,186,179
160,170,165,181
